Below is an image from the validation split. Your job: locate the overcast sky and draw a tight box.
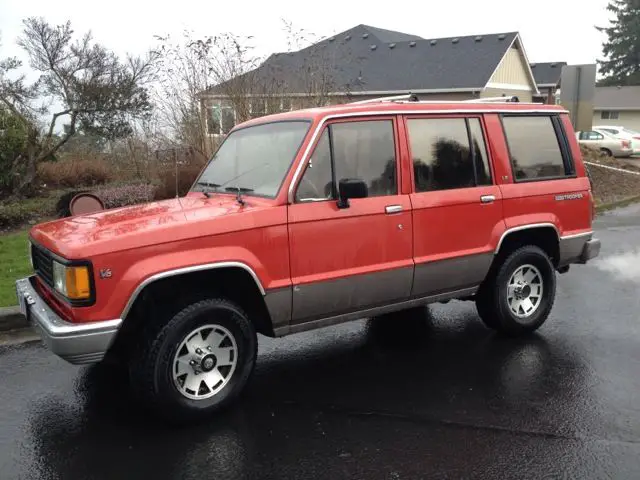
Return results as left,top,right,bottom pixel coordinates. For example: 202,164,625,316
1,0,612,67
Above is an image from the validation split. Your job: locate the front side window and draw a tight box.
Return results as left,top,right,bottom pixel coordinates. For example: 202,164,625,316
407,117,492,192
193,121,310,199
501,115,570,181
295,119,398,202
331,120,397,197
295,129,333,201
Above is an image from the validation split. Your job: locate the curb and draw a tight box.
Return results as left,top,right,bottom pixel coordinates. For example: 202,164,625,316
0,306,29,333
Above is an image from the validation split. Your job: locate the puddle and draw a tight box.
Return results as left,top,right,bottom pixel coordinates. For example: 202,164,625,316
593,250,640,281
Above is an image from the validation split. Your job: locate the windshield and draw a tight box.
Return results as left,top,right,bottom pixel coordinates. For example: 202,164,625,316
192,120,311,198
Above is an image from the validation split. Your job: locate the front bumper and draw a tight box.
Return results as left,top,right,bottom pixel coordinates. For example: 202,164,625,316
15,276,121,365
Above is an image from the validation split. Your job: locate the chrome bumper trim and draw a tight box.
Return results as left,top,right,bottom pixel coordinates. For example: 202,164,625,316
579,238,601,264
15,276,121,365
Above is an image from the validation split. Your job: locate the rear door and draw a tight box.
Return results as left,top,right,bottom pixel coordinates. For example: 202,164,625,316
402,114,505,297
287,116,414,324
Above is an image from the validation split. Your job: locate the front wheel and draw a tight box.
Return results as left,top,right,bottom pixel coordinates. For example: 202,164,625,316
129,298,258,423
476,245,556,336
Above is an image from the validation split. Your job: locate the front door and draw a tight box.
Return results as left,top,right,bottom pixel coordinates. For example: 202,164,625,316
402,114,505,297
287,116,414,324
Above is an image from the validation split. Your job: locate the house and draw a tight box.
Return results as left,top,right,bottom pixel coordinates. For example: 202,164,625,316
200,24,540,135
530,62,566,104
592,86,640,132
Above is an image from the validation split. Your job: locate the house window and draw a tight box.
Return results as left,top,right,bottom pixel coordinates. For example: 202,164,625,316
406,117,492,192
501,115,572,181
601,110,619,120
250,99,266,118
206,100,236,135
206,107,221,135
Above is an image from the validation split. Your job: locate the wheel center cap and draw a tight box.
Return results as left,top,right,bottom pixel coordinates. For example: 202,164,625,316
201,354,217,372
514,283,531,299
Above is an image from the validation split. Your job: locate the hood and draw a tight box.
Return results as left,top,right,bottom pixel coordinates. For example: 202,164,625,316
30,193,274,258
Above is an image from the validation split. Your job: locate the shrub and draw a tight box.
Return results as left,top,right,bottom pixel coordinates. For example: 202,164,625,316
0,196,56,230
155,166,203,200
38,159,113,187
92,183,157,209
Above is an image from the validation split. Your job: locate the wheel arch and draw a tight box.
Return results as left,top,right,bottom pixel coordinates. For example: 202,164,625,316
494,223,561,267
108,263,276,362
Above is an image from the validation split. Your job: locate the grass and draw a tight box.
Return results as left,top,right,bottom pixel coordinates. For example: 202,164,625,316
0,229,32,307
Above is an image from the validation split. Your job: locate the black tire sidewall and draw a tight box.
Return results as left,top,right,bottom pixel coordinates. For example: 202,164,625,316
494,246,556,334
151,300,257,418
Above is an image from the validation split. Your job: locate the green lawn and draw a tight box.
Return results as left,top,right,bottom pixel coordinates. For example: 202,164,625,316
0,230,33,307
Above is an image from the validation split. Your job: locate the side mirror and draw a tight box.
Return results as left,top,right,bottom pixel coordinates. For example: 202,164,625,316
337,178,368,208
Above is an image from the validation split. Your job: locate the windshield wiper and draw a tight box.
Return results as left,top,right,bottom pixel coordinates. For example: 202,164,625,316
224,187,254,206
196,181,221,198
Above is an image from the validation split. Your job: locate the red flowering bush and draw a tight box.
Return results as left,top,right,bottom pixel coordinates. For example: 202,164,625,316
93,183,157,209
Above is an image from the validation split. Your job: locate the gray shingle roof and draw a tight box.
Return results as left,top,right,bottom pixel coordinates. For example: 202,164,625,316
207,24,520,95
594,86,640,110
530,62,567,87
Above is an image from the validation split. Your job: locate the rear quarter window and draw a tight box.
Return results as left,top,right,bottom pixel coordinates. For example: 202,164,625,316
501,115,575,181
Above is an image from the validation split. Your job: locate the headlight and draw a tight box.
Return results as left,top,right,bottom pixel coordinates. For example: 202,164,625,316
52,261,91,300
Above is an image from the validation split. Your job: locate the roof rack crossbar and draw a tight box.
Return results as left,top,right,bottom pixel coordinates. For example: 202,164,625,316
349,93,419,104
464,96,521,103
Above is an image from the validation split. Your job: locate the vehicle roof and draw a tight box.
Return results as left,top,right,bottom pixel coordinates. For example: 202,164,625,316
234,100,568,131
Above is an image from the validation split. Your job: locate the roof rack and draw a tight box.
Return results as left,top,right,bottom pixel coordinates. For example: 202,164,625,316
349,94,530,105
349,93,419,104
465,95,521,103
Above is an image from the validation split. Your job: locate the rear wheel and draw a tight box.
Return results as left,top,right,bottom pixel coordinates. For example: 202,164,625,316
600,148,613,157
476,245,556,336
129,298,258,423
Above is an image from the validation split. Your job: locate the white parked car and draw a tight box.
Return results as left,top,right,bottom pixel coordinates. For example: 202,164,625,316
575,129,635,158
594,126,640,155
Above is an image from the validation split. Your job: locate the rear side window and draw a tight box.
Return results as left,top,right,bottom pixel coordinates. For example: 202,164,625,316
406,117,492,192
501,115,573,181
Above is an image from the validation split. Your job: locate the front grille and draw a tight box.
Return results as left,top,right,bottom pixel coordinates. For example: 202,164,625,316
31,243,54,288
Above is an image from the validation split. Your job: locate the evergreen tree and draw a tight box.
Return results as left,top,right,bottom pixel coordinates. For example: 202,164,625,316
596,0,640,86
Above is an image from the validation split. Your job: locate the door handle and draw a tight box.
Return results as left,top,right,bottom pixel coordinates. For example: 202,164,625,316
385,205,403,214
480,195,495,204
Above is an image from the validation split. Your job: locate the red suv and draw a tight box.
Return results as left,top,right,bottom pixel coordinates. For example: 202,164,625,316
16,95,600,421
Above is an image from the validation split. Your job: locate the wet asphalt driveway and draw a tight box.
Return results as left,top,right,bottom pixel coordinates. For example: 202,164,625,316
1,206,640,479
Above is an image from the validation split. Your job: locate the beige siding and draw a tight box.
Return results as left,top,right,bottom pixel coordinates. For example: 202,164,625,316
481,88,533,103
593,111,640,132
487,46,536,90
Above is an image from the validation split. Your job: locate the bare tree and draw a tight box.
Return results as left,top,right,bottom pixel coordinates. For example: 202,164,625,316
0,17,157,194
153,30,263,157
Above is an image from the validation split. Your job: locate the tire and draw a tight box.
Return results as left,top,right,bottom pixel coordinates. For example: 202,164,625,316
475,245,556,336
129,298,258,423
600,148,613,157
